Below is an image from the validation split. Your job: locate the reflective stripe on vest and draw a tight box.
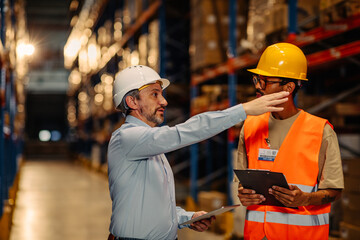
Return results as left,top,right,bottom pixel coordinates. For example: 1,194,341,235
246,210,329,226
292,183,317,193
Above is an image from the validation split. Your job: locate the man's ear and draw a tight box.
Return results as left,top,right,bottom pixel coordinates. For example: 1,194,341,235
125,95,138,110
285,82,295,94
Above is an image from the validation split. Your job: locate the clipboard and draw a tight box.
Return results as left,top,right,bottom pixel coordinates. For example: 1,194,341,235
234,169,290,207
179,204,240,225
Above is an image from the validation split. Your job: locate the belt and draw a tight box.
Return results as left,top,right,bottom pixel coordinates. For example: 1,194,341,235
108,233,178,240
108,233,145,240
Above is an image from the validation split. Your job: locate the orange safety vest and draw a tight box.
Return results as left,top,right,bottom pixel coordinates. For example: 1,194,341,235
243,111,331,240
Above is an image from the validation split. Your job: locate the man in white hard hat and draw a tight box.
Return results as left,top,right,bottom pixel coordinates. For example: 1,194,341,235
236,43,344,240
108,65,290,240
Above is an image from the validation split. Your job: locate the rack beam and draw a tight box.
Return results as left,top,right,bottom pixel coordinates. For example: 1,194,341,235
191,14,360,87
288,13,360,47
307,40,360,67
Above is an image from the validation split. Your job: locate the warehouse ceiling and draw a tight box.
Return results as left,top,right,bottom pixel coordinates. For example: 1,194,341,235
24,0,72,141
25,0,70,93
26,0,69,30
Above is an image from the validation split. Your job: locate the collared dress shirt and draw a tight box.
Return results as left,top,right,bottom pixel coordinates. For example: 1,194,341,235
108,104,247,240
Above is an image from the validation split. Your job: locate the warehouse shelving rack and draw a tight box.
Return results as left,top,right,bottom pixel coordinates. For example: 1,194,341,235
0,0,17,219
191,13,360,87
189,2,360,204
95,1,162,74
0,0,4,217
189,0,240,204
65,0,165,158
0,0,28,233
65,0,193,184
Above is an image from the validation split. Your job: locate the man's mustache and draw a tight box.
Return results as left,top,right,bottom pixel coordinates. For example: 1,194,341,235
154,106,165,114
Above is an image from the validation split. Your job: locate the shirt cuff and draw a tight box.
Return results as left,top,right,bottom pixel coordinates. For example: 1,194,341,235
178,211,195,229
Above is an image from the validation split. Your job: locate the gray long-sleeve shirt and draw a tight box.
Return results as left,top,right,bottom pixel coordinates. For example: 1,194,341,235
108,104,246,239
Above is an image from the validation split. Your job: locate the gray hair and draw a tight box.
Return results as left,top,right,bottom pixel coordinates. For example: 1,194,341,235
118,89,140,117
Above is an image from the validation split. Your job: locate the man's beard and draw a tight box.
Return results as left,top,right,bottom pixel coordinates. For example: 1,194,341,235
142,107,164,126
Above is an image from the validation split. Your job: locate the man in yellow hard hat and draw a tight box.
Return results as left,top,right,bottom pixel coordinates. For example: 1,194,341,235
235,43,344,240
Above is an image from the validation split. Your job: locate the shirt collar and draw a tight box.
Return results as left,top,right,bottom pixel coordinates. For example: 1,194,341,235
125,115,151,127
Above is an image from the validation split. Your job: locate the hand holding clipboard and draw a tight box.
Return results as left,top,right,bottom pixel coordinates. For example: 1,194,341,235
234,169,290,207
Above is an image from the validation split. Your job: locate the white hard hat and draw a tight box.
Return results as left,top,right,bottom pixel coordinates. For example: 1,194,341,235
113,65,170,109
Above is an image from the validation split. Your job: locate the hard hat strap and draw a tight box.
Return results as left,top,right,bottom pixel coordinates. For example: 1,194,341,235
138,80,163,91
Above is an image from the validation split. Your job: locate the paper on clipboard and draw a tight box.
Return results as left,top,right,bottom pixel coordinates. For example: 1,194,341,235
234,169,290,207
179,204,240,225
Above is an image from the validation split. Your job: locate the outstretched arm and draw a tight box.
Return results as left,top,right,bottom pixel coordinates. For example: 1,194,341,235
119,91,289,159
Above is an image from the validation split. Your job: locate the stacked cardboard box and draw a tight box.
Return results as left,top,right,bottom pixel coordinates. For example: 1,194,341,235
320,0,360,26
340,158,360,239
190,0,247,70
297,0,321,30
198,191,228,234
190,0,229,70
198,191,227,212
246,0,288,52
331,102,360,129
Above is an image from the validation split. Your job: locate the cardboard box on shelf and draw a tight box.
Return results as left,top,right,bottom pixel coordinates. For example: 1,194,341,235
340,221,360,239
343,209,360,228
190,0,246,70
191,95,210,111
190,43,225,71
198,191,227,212
297,0,321,30
342,158,360,178
345,0,360,17
320,0,348,25
335,103,360,116
342,192,360,211
265,3,288,35
344,176,360,194
197,191,234,234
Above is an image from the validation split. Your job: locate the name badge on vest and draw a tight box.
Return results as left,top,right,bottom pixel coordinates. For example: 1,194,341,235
258,148,278,161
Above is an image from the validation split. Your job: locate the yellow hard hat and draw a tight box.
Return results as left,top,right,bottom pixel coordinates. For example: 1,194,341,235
248,43,308,81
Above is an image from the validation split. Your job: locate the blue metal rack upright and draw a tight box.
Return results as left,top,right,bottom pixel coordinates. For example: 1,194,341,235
226,0,237,205
0,0,6,217
189,0,238,204
189,85,198,202
0,71,4,218
0,0,20,218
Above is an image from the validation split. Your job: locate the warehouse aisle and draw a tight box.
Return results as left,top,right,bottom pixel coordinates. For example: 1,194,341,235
9,159,112,240
8,158,230,240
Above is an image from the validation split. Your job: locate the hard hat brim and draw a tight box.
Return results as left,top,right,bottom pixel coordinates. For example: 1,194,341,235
158,78,170,90
247,68,308,81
